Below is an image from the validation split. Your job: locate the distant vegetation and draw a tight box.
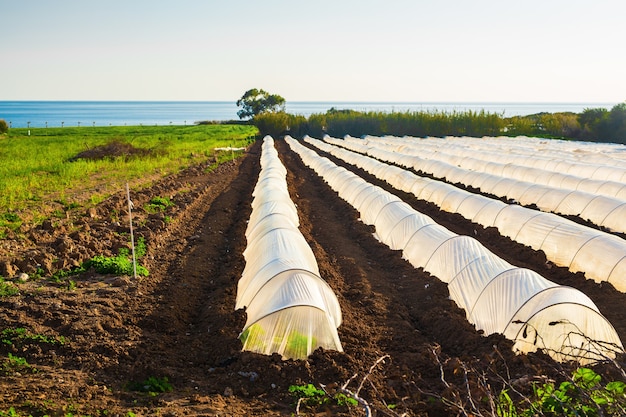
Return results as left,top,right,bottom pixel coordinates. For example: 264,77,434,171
578,103,626,142
246,95,626,143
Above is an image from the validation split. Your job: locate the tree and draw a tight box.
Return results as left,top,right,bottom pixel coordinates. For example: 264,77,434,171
607,102,626,143
236,88,285,120
578,107,609,141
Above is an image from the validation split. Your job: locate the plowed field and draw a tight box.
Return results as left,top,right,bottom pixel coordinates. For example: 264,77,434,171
1,138,625,416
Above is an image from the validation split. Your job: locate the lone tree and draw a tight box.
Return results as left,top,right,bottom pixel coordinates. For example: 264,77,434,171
236,88,285,120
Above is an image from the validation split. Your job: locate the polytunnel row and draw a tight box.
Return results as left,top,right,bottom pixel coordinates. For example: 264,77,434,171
236,135,342,360
315,135,626,292
286,135,624,364
450,135,626,171
347,135,626,235
386,135,626,181
363,135,626,201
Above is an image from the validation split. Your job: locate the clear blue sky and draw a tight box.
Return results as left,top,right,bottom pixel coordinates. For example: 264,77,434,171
1,0,624,103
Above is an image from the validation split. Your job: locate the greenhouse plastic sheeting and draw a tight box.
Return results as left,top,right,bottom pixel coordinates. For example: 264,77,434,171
288,136,623,363
315,135,626,293
355,135,626,234
237,136,342,360
359,134,626,184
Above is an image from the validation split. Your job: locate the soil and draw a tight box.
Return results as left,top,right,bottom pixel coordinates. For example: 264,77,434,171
1,137,625,417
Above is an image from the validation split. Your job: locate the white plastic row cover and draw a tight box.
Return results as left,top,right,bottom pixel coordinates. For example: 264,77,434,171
320,135,626,293
355,135,626,234
237,136,342,360
288,135,623,364
368,135,626,182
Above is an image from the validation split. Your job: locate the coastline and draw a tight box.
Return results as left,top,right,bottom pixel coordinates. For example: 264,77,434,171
0,100,617,128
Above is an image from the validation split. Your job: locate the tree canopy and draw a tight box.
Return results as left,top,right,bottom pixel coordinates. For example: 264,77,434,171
236,88,285,120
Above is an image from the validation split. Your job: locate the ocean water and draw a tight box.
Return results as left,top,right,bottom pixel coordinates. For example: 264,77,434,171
0,101,617,128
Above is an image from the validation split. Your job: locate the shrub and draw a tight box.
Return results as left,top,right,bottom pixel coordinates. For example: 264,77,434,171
0,119,8,134
254,111,290,137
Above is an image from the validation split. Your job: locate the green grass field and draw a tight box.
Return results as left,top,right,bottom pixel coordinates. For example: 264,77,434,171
0,124,257,236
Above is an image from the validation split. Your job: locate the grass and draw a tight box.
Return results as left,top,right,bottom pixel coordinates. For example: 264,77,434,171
0,124,257,233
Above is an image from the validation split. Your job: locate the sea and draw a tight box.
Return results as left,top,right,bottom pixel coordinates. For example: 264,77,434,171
0,101,618,129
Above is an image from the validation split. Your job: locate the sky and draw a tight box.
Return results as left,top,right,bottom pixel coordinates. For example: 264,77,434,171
1,0,625,103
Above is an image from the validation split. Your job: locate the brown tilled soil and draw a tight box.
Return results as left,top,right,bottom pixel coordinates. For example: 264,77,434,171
1,138,625,416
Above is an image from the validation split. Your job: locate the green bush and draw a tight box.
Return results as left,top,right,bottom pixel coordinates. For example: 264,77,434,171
253,112,309,138
253,111,290,137
0,119,8,134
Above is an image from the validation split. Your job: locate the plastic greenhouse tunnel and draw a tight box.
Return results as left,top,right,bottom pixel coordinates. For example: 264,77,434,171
236,136,343,360
317,135,626,293
287,135,624,364
354,135,626,234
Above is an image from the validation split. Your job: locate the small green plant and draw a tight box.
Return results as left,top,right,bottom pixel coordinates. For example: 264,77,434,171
0,278,19,297
0,407,21,417
284,331,316,359
84,253,148,276
289,383,328,407
126,376,173,396
134,236,147,258
144,196,174,213
1,327,67,348
50,265,86,282
31,267,45,280
334,392,359,407
288,383,358,410
51,237,149,281
2,353,35,374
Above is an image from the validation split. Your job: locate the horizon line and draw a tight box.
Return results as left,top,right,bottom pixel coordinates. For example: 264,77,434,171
0,99,620,104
